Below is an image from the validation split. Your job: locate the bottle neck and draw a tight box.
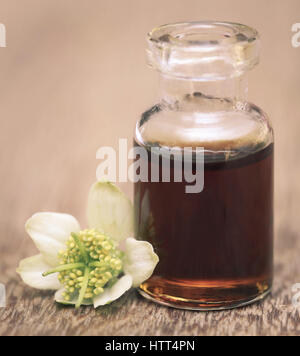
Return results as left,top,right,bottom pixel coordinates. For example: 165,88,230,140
158,74,248,109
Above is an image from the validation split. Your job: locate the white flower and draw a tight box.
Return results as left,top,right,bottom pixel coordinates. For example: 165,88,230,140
17,181,159,308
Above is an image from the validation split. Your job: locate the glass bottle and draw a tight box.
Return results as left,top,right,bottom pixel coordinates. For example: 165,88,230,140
134,22,274,310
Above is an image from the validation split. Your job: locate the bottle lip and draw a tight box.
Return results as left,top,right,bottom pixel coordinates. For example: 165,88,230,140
147,21,260,81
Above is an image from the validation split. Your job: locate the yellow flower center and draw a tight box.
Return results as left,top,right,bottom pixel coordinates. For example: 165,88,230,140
43,229,123,308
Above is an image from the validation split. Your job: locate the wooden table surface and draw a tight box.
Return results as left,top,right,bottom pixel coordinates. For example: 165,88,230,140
0,0,300,336
1,219,300,336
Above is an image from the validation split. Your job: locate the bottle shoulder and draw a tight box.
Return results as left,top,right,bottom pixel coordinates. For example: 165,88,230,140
136,99,273,159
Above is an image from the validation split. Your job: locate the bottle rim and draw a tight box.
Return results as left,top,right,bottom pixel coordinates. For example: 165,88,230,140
147,21,260,81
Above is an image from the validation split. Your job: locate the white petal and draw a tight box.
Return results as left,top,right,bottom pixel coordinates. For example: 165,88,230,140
17,254,60,290
55,288,93,306
25,212,81,266
93,275,132,308
123,238,159,287
87,181,134,242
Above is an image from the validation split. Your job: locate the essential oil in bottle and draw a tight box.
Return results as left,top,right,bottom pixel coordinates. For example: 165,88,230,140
135,22,274,310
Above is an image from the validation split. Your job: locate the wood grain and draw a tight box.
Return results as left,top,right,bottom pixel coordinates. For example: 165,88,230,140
1,223,300,336
0,0,300,336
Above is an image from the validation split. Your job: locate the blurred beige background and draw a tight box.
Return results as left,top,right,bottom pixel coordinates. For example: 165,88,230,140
0,0,299,285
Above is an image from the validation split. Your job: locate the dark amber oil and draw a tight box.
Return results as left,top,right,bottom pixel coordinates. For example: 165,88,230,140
135,141,274,310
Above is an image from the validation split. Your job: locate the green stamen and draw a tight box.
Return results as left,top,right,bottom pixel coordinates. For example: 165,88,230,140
89,261,102,268
71,232,89,264
76,266,90,309
43,229,124,306
42,263,85,276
